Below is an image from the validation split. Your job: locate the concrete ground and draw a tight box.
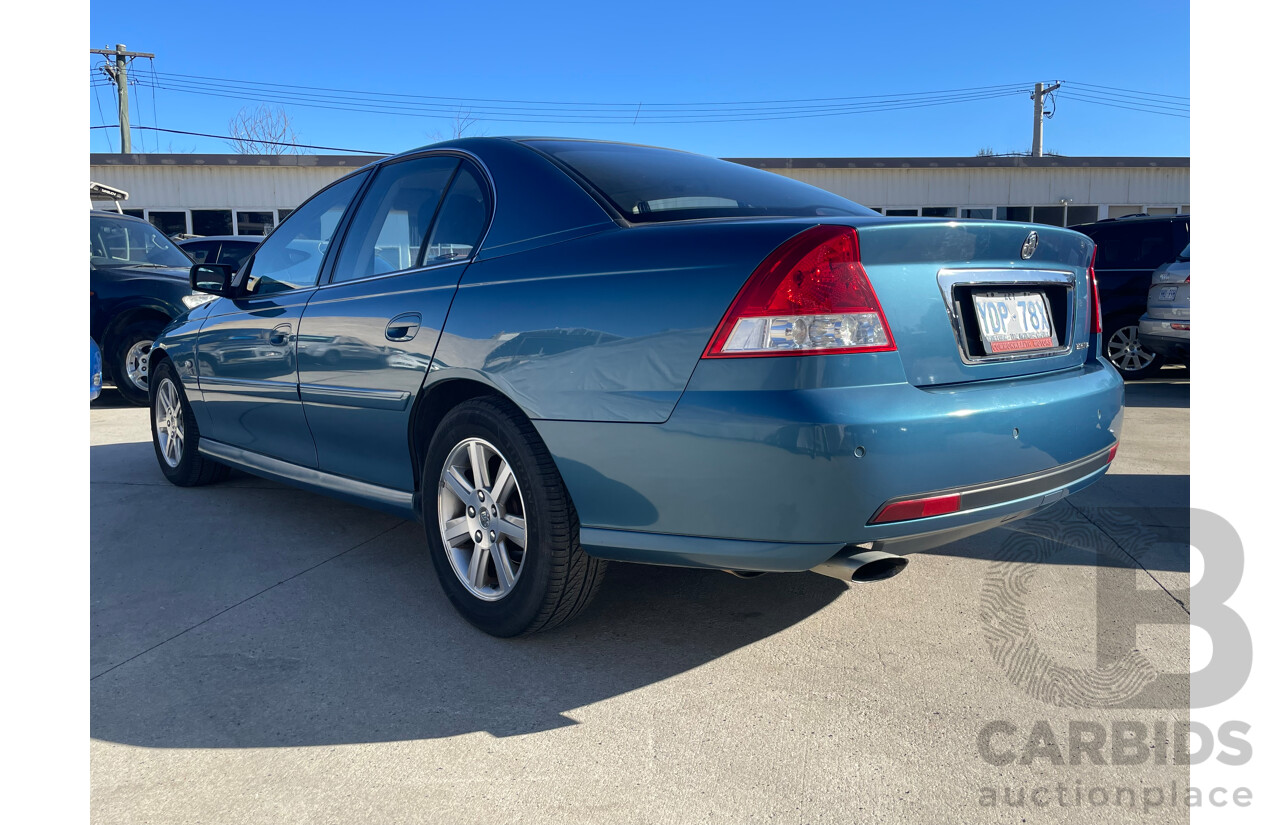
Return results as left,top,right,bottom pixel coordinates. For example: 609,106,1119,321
90,370,1190,824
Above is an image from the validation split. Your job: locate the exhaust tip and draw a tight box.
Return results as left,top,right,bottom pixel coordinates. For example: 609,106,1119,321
810,548,908,583
849,555,908,582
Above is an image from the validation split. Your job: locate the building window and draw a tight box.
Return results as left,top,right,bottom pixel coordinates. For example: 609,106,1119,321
236,211,275,236
867,207,884,214
192,209,233,237
1180,205,1190,214
1032,206,1068,227
122,209,143,219
921,207,957,218
1108,205,1143,219
1066,205,1099,226
277,208,294,222
1146,207,1178,216
884,208,919,217
148,211,188,237
997,207,1032,222
962,208,993,219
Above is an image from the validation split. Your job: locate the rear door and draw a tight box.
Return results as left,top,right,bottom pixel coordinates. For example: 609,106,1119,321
297,154,491,491
196,171,368,466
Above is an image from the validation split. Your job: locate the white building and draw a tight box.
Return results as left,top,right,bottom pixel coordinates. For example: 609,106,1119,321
89,152,1189,238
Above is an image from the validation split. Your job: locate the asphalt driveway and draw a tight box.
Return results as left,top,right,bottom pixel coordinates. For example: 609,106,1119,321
90,374,1190,824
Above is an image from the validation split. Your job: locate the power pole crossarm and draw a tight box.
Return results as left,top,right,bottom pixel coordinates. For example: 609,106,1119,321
90,45,154,154
1031,82,1061,158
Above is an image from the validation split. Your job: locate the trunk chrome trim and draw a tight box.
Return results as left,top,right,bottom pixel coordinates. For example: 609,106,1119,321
937,268,1077,365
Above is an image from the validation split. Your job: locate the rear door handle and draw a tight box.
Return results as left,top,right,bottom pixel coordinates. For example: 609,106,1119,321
385,313,422,342
269,323,292,345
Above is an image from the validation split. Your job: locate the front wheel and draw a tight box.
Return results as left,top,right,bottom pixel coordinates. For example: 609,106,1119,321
423,397,606,637
1104,319,1165,380
150,359,229,486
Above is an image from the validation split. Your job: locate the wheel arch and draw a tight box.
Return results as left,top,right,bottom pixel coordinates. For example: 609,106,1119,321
408,376,523,495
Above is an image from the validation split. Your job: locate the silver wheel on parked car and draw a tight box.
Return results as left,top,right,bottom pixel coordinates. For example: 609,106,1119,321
436,437,527,601
1105,324,1157,374
124,339,152,392
153,377,185,468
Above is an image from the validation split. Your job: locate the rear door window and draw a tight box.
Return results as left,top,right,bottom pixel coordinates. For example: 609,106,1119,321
180,240,220,264
330,156,459,283
1091,223,1175,270
423,164,490,265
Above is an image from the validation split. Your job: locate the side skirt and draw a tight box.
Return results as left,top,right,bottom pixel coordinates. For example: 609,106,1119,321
198,438,421,522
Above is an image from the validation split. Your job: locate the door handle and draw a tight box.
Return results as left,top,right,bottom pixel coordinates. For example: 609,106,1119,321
385,313,422,342
269,323,292,346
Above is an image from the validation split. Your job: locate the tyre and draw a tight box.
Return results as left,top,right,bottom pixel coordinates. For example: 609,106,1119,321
149,359,230,487
111,320,166,405
422,396,606,637
1103,318,1165,380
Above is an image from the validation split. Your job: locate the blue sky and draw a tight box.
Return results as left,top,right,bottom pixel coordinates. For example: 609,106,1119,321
88,0,1189,158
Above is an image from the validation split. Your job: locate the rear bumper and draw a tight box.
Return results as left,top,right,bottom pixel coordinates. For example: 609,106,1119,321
537,358,1124,571
1138,315,1190,360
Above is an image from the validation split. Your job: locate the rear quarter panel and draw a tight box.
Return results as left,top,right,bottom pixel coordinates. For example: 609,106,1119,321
431,220,813,422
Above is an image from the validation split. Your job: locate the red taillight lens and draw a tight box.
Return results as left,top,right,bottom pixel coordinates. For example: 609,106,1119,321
1088,245,1102,335
702,225,896,358
1107,443,1118,463
871,493,961,524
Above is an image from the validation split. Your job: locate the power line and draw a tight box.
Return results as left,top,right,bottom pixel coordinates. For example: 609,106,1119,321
92,83,114,152
89,124,388,154
1056,94,1190,119
1058,90,1189,114
133,76,1030,123
147,70,1036,108
1063,80,1190,101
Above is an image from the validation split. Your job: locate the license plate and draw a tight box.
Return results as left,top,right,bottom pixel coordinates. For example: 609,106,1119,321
972,291,1056,354
1159,287,1178,301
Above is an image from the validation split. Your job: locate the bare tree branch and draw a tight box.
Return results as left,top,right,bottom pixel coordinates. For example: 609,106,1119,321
227,104,301,154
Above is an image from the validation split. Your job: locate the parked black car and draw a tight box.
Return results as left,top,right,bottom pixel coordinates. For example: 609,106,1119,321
90,211,206,405
1069,214,1190,380
176,235,262,273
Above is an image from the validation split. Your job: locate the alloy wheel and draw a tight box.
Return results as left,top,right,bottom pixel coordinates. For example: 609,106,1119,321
436,437,528,601
154,378,185,468
1105,325,1156,374
124,339,152,391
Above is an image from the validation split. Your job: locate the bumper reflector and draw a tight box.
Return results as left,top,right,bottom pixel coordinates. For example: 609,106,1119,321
870,493,961,524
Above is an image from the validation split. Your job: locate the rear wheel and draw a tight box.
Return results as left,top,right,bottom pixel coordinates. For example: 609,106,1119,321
150,359,229,486
111,320,166,405
1104,318,1164,380
423,397,606,637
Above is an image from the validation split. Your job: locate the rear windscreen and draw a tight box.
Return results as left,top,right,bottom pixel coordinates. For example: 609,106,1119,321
525,140,878,223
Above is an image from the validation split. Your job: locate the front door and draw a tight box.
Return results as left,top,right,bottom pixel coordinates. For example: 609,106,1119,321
297,155,491,491
196,171,369,467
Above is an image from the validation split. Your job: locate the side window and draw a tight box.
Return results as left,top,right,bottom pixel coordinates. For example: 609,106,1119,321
331,156,459,283
245,172,367,295
424,164,491,265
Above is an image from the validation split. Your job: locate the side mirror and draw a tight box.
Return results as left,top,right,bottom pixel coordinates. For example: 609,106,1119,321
190,263,240,297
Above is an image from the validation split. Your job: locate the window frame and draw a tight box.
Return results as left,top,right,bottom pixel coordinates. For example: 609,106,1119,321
318,149,495,290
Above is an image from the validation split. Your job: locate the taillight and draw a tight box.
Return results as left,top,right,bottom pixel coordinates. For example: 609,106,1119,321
1088,245,1102,335
702,225,895,358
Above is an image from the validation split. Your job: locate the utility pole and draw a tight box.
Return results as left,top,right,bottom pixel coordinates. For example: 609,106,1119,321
91,44,154,153
1030,81,1061,158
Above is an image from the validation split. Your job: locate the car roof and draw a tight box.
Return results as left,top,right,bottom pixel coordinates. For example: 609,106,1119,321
1070,214,1189,230
89,209,149,225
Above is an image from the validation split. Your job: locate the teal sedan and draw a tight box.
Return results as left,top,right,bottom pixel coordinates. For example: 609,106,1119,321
149,138,1123,636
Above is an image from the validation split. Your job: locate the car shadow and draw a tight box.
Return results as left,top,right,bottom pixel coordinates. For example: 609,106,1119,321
918,472,1189,573
90,441,848,749
1122,378,1189,409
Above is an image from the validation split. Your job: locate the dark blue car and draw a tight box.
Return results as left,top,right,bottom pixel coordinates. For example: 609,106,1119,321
150,138,1124,636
